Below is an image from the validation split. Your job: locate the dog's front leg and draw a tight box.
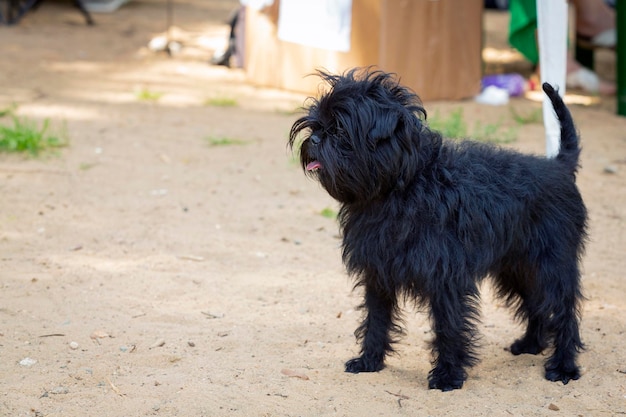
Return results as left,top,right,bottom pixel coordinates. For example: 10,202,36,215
345,283,400,373
427,282,480,391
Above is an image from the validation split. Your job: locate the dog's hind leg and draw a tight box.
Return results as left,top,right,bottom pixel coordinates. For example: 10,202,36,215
498,271,550,356
510,314,548,355
427,280,480,391
345,283,401,373
540,260,584,384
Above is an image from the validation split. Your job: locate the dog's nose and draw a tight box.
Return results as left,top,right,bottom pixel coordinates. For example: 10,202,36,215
310,135,321,145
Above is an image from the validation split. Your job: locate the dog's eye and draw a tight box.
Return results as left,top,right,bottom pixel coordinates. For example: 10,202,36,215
310,135,321,145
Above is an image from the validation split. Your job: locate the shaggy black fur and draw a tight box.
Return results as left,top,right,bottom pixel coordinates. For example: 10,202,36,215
288,68,587,391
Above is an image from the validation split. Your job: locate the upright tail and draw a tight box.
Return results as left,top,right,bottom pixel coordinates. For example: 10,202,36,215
542,82,581,176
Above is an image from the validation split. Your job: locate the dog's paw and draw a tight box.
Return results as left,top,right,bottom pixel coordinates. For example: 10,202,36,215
545,363,581,385
427,368,466,391
510,338,545,356
344,357,384,373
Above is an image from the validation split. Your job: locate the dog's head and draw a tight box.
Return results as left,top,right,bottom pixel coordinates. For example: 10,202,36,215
289,68,432,204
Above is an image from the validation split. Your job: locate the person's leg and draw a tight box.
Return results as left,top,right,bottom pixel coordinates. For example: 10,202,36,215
571,0,615,42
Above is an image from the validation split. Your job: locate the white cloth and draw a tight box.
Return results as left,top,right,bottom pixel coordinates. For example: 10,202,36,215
240,0,274,10
277,0,353,52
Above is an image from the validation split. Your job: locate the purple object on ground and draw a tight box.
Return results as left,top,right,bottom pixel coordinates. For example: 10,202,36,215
481,73,527,96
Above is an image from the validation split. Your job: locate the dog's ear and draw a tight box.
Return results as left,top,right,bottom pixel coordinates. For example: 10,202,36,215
370,110,420,153
369,110,401,148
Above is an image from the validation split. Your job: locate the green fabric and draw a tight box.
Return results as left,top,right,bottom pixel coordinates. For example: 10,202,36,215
508,0,539,65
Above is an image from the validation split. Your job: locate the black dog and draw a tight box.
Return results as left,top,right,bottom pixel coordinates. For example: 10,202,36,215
288,68,587,391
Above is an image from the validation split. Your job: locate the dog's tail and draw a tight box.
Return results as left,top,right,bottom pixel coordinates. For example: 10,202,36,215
542,82,581,175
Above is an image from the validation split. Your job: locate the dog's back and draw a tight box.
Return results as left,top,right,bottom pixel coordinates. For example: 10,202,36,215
542,83,581,176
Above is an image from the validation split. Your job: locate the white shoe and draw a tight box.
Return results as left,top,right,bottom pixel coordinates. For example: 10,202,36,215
566,67,600,93
566,67,616,95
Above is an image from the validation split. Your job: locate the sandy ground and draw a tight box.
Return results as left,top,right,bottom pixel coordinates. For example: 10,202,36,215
0,1,625,416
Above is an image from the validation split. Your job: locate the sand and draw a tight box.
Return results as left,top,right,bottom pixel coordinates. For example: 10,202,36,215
0,1,625,416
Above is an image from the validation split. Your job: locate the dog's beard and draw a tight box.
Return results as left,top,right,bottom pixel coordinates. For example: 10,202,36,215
299,136,365,203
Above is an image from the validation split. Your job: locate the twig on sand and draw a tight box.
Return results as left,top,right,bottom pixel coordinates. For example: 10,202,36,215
106,377,126,397
385,390,410,408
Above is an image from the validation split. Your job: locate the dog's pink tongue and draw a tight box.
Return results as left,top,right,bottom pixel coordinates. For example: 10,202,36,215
306,161,322,171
